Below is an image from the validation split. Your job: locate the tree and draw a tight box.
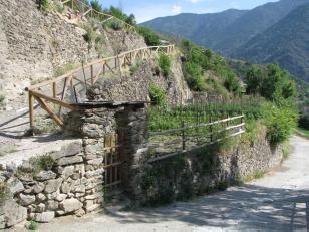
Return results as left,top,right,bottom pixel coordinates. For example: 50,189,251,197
245,66,264,94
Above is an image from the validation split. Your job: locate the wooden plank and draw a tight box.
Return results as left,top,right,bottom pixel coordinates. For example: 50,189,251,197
52,82,57,98
29,90,76,110
29,92,34,129
33,96,64,128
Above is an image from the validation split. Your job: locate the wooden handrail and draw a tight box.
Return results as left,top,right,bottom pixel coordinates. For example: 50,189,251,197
26,45,175,90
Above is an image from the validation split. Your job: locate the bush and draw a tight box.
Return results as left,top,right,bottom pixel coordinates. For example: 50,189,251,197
298,113,309,130
37,0,49,11
137,27,160,46
109,20,123,30
129,60,143,75
0,182,9,206
27,220,39,231
262,102,298,145
183,62,205,91
90,0,102,12
149,83,167,106
159,53,171,77
223,72,241,95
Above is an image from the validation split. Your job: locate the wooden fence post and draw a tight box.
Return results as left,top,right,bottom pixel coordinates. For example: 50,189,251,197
29,91,34,130
52,82,57,99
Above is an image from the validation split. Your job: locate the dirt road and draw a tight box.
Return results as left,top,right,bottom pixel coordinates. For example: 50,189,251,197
36,136,309,231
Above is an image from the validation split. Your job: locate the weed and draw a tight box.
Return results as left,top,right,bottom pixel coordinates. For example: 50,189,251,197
282,143,292,159
36,0,49,11
0,94,5,105
148,83,167,106
159,53,171,77
27,220,39,231
0,182,9,206
54,63,78,77
129,60,143,75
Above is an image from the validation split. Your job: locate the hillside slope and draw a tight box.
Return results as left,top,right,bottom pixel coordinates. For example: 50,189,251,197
141,0,307,55
233,4,309,82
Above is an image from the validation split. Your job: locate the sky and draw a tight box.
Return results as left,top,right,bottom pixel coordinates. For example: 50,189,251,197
98,0,279,23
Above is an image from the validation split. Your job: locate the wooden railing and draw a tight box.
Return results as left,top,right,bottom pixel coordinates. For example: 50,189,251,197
26,45,175,130
147,115,245,163
60,0,135,31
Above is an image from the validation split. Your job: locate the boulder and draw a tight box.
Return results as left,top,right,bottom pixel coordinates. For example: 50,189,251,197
19,193,35,206
44,178,63,194
35,171,57,181
60,199,82,213
53,142,82,160
57,156,83,166
1,199,27,228
33,182,45,194
30,211,55,223
7,177,24,194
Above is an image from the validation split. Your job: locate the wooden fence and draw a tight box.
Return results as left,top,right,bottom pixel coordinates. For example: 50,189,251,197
25,45,175,130
60,0,135,31
148,115,245,163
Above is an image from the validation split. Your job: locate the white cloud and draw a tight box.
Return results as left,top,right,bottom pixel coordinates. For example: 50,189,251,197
171,5,182,14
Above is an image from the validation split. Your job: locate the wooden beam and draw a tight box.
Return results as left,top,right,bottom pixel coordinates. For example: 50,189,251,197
29,90,76,110
33,96,64,128
52,82,57,98
29,92,34,129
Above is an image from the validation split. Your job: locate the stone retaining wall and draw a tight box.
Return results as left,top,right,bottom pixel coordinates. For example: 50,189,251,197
131,133,283,205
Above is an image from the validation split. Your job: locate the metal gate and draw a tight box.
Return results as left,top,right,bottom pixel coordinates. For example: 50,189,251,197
103,133,122,190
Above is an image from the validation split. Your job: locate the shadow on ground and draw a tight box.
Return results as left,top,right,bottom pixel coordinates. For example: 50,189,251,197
103,185,309,231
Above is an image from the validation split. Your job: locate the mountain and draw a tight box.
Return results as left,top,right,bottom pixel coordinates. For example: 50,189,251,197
233,3,309,82
141,9,247,49
141,0,307,54
141,0,309,82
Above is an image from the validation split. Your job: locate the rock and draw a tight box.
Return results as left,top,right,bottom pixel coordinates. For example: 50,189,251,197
57,156,83,166
7,177,24,194
61,181,74,194
55,210,65,216
55,193,67,202
75,208,85,217
35,203,46,213
46,200,59,211
33,182,45,194
53,142,82,160
60,199,83,213
1,199,27,228
85,203,100,213
61,166,74,179
87,158,103,165
30,211,55,223
35,193,46,202
44,178,63,194
19,193,35,206
35,171,57,181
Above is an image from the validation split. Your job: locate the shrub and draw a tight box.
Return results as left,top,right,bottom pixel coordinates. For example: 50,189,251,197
299,113,309,130
159,53,171,77
129,60,143,75
183,62,205,91
223,72,241,95
262,102,298,145
137,27,160,46
90,0,102,12
27,220,39,231
37,0,49,11
109,20,123,30
149,83,167,106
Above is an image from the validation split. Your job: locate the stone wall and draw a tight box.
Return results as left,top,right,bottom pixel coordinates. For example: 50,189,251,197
0,103,148,229
132,132,283,205
87,58,192,105
0,0,147,110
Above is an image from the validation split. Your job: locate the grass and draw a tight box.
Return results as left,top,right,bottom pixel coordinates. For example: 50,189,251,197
282,142,292,159
54,63,79,77
296,127,309,139
0,144,19,157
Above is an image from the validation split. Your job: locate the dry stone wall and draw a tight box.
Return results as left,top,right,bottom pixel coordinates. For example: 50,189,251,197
131,133,283,205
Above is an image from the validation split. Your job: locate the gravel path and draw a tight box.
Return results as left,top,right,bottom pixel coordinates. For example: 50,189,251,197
34,136,309,232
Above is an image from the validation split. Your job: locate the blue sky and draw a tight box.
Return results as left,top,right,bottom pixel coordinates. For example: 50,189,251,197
98,0,279,23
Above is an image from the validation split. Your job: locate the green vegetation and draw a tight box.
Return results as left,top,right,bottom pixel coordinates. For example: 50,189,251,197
148,83,167,106
36,0,49,11
158,53,171,77
282,143,292,159
137,27,161,46
54,63,79,77
129,60,143,75
27,220,39,231
16,155,55,178
181,40,241,96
